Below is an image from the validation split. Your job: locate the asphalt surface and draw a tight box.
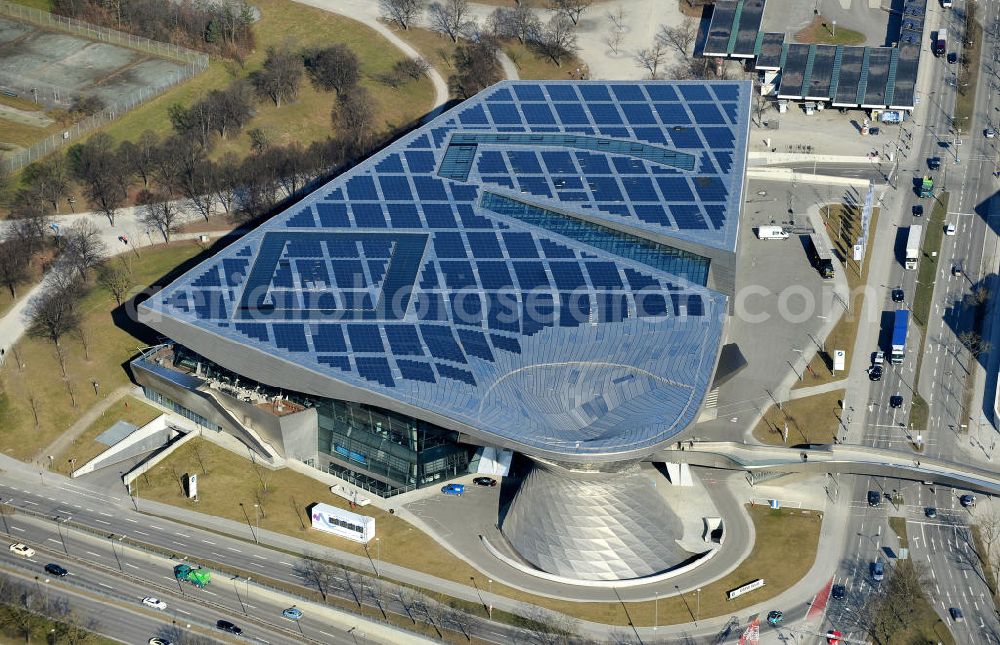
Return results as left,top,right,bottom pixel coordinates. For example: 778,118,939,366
0,470,514,644
821,1,1000,643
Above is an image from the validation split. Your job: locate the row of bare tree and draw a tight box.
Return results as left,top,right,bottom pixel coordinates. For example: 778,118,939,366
381,0,582,68
51,0,256,58
294,554,576,644
0,569,101,643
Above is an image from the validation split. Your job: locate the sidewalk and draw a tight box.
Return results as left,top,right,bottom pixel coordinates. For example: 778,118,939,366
32,384,140,463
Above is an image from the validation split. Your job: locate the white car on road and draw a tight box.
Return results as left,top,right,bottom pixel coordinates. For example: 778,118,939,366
9,544,34,558
945,223,957,235
142,597,167,611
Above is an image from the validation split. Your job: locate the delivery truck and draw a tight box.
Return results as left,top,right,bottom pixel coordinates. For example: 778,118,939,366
935,29,947,57
807,233,835,279
756,225,790,240
174,564,211,588
905,225,922,270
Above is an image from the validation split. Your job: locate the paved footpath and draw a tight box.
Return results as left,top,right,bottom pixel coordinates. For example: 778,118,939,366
32,384,139,464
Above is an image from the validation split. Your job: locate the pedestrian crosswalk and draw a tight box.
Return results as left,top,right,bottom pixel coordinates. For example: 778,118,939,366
704,388,719,408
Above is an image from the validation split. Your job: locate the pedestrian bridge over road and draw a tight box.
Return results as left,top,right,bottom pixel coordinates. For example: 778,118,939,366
655,442,1000,496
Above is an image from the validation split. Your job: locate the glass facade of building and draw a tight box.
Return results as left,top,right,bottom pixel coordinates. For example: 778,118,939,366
480,192,711,286
142,386,222,432
165,346,472,497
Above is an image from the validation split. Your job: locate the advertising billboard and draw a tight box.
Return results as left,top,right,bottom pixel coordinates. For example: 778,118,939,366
310,502,375,543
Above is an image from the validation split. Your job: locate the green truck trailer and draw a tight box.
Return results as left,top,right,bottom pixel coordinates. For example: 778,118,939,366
174,564,211,588
919,176,934,197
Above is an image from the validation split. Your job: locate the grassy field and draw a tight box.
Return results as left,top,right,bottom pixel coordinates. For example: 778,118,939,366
753,389,845,445
88,0,435,160
50,395,161,475
888,516,908,549
0,243,204,461
794,16,866,46
139,438,823,625
795,204,881,387
954,11,982,134
913,193,949,328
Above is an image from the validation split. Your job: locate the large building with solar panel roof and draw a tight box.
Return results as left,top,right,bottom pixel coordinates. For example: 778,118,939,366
135,80,751,582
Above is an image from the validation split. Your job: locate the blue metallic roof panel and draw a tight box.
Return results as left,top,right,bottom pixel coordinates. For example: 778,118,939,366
139,81,748,457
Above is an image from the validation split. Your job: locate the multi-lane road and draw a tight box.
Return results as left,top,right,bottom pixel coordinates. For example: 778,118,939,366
822,1,1000,643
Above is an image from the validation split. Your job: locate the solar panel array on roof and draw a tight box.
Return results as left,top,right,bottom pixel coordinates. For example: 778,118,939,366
139,80,747,458
704,1,737,56
805,45,837,100
863,47,893,107
777,43,809,98
755,32,786,70
833,47,866,106
733,0,767,57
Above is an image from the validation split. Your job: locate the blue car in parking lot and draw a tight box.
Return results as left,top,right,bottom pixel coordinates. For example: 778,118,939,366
441,484,465,496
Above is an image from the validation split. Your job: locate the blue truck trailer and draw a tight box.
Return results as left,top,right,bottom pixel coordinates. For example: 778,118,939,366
891,310,909,364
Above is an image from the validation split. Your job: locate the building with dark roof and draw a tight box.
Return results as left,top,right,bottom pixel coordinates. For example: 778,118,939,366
134,80,750,581
705,0,925,110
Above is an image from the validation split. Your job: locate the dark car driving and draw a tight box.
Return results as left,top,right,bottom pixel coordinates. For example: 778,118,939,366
868,490,881,507
890,394,904,408
472,477,497,487
868,365,883,381
831,584,846,600
912,204,924,217
216,620,242,635
891,287,905,302
43,563,67,577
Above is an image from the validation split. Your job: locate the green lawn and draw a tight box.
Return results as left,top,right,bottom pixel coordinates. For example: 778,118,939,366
140,441,823,627
794,16,866,46
754,389,845,445
0,243,203,460
914,193,949,328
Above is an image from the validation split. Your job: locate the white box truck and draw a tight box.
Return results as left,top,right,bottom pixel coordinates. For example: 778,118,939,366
905,225,922,270
756,225,789,240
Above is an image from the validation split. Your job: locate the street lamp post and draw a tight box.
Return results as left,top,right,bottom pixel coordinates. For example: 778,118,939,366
696,587,701,623
654,591,658,632
375,537,380,577
488,578,493,619
253,504,260,542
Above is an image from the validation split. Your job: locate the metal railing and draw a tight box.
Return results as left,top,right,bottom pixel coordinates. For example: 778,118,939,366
0,1,209,174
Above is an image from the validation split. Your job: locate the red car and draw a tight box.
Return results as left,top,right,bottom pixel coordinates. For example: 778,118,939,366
827,630,842,644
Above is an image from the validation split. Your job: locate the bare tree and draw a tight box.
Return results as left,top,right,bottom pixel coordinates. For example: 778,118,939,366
212,154,242,214
62,220,107,280
251,46,304,107
137,190,182,243
395,587,421,624
509,4,542,44
450,38,503,98
548,0,592,25
606,5,627,32
26,391,40,426
752,83,770,126
976,509,1000,593
604,12,625,56
0,240,30,299
341,568,364,608
97,258,133,306
657,17,698,58
22,157,70,214
866,561,929,644
516,602,577,645
67,132,129,226
379,0,425,29
366,579,388,620
959,330,992,359
25,272,82,377
118,130,160,187
535,14,578,66
444,604,476,641
635,41,669,78
304,45,360,96
428,0,473,43
333,86,379,156
293,557,339,601
207,81,255,139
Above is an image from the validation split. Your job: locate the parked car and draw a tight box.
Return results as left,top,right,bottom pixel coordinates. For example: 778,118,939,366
868,365,883,381
961,494,977,507
9,544,34,558
871,561,885,581
925,507,938,518
867,490,882,507
281,606,303,620
891,287,905,302
148,639,173,645
216,620,242,635
827,630,843,645
831,584,845,600
441,484,465,496
473,477,497,487
950,607,965,622
890,394,904,408
44,563,67,577
142,597,167,611
945,223,957,235
766,610,784,626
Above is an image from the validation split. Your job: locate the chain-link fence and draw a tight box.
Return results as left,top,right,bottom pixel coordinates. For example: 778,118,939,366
0,0,209,174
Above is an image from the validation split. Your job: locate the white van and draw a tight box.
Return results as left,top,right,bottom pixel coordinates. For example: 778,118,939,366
756,225,790,240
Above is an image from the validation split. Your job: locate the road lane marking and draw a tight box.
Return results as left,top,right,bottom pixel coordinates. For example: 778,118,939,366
176,609,191,615
252,554,266,560
93,519,110,526
86,551,101,558
46,539,60,544
150,525,163,530
202,590,217,596
134,531,149,536
126,563,140,569
226,547,242,553
280,561,293,567
201,540,216,545
11,526,24,532
22,500,37,506
124,518,137,523
98,512,112,517
98,583,112,589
